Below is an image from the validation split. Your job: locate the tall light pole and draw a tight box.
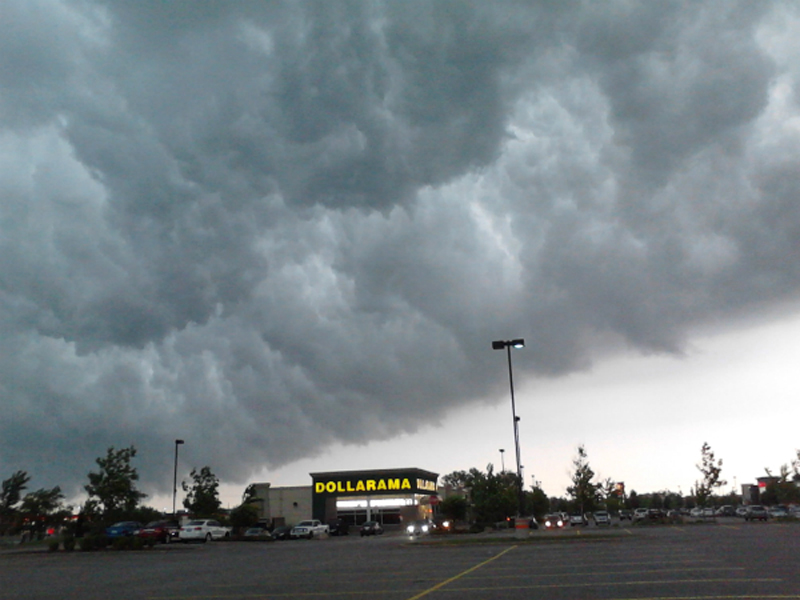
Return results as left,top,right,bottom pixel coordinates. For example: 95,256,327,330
173,439,184,517
499,449,505,473
492,338,525,516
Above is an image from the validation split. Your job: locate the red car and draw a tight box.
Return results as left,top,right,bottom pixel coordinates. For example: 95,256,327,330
137,520,180,544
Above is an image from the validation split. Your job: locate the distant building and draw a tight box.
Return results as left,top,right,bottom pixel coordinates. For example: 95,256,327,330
741,484,759,505
247,483,310,527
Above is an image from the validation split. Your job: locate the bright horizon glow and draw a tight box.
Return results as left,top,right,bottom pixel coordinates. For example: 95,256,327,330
102,307,800,513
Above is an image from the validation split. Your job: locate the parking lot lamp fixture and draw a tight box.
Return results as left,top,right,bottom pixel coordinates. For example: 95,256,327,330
492,338,525,516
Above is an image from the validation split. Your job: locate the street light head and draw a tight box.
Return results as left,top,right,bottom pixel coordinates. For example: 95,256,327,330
492,339,525,350
175,439,184,445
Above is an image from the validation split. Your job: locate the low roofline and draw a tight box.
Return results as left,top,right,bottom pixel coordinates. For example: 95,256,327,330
310,467,439,480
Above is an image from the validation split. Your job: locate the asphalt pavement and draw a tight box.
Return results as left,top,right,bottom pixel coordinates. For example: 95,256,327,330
1,519,798,600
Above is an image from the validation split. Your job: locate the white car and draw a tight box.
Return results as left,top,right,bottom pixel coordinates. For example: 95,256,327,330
569,513,587,526
593,510,611,526
179,519,231,543
290,520,330,539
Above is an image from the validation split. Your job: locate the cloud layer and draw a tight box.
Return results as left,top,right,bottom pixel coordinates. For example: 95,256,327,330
1,0,799,499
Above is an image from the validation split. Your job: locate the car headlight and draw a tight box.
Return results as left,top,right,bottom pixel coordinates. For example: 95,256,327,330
406,525,414,534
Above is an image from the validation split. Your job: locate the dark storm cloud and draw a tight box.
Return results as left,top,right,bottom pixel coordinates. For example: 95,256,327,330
1,0,798,498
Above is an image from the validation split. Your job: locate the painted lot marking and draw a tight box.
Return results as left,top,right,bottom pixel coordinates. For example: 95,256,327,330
457,566,747,580
432,578,782,594
404,545,518,600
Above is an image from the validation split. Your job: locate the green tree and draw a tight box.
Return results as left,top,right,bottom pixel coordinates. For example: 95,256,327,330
440,465,517,526
600,477,624,513
566,445,599,513
229,502,260,531
439,495,468,522
693,442,726,507
525,485,549,520
241,484,259,505
1,471,31,533
85,446,147,519
762,466,800,506
19,487,67,534
549,496,569,513
441,470,471,491
182,466,221,516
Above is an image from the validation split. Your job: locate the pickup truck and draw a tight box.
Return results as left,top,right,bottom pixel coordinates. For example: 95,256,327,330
290,519,330,539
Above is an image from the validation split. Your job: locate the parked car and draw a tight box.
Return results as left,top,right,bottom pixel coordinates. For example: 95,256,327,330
105,521,143,539
179,519,231,542
593,510,611,526
768,506,789,519
716,505,735,517
633,508,649,521
137,520,179,544
745,505,769,521
271,525,292,540
543,513,565,529
328,518,350,536
735,506,749,517
244,527,271,539
569,513,588,526
290,519,329,539
360,521,384,536
618,509,632,521
647,508,665,521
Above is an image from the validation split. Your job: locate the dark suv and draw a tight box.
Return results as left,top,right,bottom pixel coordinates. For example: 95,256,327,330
745,505,768,521
360,520,384,536
328,518,350,536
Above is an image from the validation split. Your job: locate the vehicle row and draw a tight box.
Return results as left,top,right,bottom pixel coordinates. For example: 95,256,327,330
108,517,390,544
541,511,610,529
688,504,799,520
247,520,385,540
105,519,231,544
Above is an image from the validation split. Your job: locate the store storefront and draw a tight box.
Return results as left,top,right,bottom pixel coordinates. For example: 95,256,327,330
311,468,439,526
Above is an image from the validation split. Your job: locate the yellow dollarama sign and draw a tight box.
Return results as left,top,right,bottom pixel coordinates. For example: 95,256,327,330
315,478,413,494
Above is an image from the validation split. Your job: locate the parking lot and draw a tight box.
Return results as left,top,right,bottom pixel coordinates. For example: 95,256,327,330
2,520,799,599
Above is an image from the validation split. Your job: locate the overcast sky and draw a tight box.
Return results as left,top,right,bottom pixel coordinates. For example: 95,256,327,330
2,0,800,510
